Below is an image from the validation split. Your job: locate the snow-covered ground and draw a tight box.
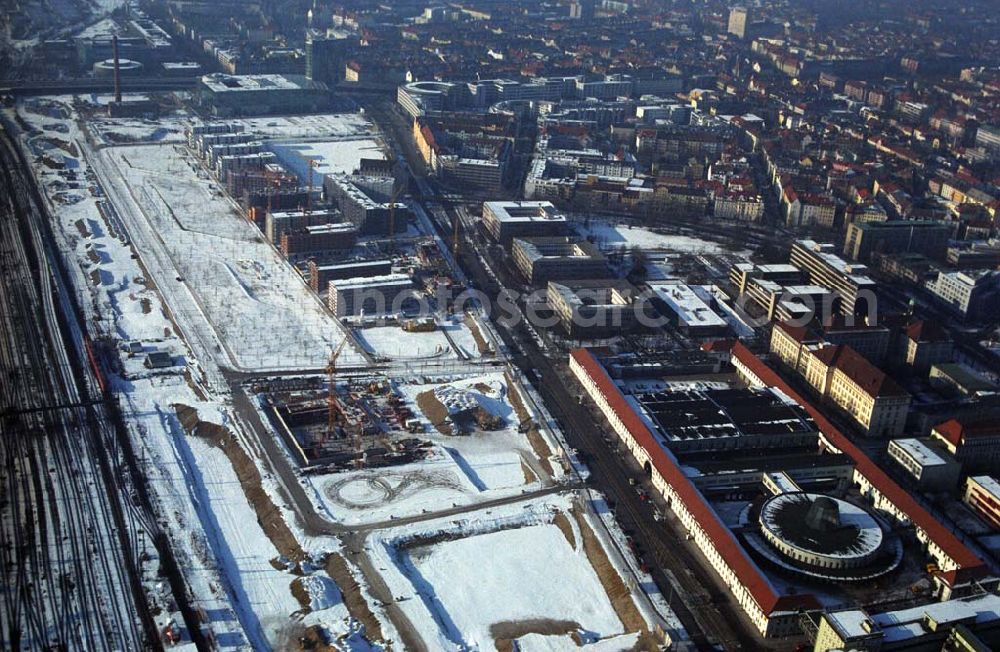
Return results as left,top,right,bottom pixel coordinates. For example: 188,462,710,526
368,495,628,651
355,325,457,360
94,142,364,372
231,114,376,140
353,318,483,361
9,96,382,647
269,139,385,180
92,118,187,145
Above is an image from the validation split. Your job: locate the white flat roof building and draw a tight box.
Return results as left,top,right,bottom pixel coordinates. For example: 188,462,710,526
887,438,960,491
650,282,728,331
482,200,568,244
483,200,566,224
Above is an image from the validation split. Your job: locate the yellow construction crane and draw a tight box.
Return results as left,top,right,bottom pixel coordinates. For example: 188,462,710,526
326,337,366,468
326,337,349,440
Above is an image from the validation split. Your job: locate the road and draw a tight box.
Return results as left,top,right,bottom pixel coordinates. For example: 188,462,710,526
0,131,160,649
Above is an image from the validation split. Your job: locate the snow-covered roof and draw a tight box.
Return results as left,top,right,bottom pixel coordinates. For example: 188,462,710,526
649,282,727,328
825,609,873,638
889,438,949,468
201,73,305,93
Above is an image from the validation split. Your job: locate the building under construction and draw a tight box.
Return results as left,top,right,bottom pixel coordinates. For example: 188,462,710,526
262,378,431,471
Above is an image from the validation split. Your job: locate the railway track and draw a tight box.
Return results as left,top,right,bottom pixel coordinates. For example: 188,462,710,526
0,131,159,650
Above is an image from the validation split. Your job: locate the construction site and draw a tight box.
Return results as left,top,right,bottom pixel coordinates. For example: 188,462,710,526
263,376,435,470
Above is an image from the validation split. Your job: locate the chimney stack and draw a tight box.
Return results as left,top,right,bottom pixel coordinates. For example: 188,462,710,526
112,35,122,104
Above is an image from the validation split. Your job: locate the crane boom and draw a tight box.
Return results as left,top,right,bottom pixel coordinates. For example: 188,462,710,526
326,337,349,438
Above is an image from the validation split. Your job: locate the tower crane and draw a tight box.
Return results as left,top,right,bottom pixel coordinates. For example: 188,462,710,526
325,337,366,468
326,337,349,439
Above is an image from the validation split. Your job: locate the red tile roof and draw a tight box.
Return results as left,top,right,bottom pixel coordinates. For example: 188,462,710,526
826,345,908,398
933,418,1000,447
731,343,984,579
905,319,951,344
701,339,735,352
570,348,821,617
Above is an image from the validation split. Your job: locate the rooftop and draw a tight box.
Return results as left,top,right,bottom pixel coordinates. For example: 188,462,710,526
548,279,636,308
632,384,818,443
933,417,1000,447
760,492,884,559
812,345,907,398
649,282,727,328
513,236,605,262
890,438,949,468
201,73,313,93
871,592,1000,635
484,200,567,223
732,343,984,577
794,239,876,287
969,476,1000,501
332,273,412,291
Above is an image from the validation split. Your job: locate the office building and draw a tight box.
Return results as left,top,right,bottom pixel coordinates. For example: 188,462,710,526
649,282,729,336
843,220,953,262
931,417,1000,473
324,174,409,236
794,343,910,437
547,280,639,338
279,223,358,259
308,260,393,294
814,594,1000,652
789,240,878,318
199,74,329,117
328,274,414,317
482,201,568,246
305,29,353,84
898,320,953,373
963,476,1000,531
511,237,609,285
926,270,1000,321
887,438,960,491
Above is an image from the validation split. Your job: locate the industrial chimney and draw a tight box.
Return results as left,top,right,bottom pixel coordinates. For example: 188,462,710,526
112,35,122,104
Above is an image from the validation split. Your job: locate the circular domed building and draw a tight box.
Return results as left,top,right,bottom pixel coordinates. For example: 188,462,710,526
747,492,902,582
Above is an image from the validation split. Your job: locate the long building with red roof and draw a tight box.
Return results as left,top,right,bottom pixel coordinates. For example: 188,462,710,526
569,347,822,638
730,342,989,597
570,344,992,640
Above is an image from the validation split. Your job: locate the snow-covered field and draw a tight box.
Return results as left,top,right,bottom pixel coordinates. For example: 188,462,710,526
10,97,383,646
355,325,457,360
269,139,385,180
354,318,483,361
369,495,630,651
94,142,364,372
